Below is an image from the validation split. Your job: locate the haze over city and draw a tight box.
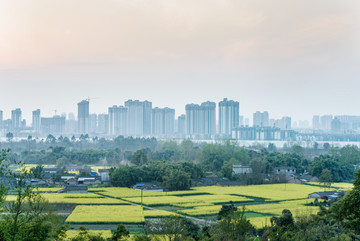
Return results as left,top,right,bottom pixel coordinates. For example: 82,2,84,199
1,0,360,123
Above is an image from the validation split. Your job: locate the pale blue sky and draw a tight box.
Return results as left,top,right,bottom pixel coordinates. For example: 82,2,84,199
0,0,359,123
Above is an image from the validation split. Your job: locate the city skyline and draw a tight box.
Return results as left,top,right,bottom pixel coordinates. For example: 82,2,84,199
0,98,359,128
1,1,359,122
2,98,360,142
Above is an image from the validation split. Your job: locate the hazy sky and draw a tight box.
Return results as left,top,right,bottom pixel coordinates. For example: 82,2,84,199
1,0,359,123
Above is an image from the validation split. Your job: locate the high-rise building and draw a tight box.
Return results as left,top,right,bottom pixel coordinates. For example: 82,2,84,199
185,104,200,135
164,108,175,135
201,101,216,136
89,114,98,133
312,115,320,130
97,114,109,134
11,108,22,131
41,115,65,135
32,109,41,133
320,115,333,130
152,108,164,136
185,101,216,138
253,111,269,127
331,117,341,133
152,107,175,136
78,100,89,133
239,115,244,127
108,106,127,136
143,101,152,135
177,114,186,135
125,100,152,136
276,116,292,130
218,98,239,137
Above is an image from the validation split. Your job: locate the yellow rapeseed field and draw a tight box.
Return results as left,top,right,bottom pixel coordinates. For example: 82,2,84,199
41,193,129,205
91,187,164,198
66,230,112,239
307,182,353,191
190,184,334,201
66,205,145,223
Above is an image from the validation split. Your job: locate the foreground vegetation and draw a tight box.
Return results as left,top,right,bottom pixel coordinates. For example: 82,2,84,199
1,137,360,240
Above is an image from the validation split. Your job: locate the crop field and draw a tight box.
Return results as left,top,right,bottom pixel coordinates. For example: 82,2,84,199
189,184,336,201
40,193,129,205
66,230,112,239
17,183,350,230
37,187,64,192
306,182,353,190
6,193,129,205
66,205,145,224
90,187,165,198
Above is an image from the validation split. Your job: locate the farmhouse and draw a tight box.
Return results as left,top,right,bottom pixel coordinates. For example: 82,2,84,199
78,177,101,185
233,165,253,175
192,177,246,187
98,169,110,183
275,166,296,176
308,191,338,200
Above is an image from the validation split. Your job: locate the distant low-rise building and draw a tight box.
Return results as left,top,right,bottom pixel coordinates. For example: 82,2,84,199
308,191,338,200
98,169,110,183
275,166,296,176
233,165,253,175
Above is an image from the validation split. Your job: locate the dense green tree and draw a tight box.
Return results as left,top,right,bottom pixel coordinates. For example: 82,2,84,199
217,201,237,220
145,216,199,241
323,142,331,151
319,168,333,190
163,169,192,191
131,150,148,166
30,164,44,178
310,155,354,182
110,165,138,187
339,170,360,234
211,206,254,241
268,143,277,152
111,224,130,241
339,145,360,165
46,134,56,144
0,149,62,241
70,226,106,241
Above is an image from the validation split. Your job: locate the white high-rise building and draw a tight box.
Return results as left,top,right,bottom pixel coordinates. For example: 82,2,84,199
78,100,89,133
320,115,333,130
152,107,175,136
97,114,108,134
253,111,269,127
108,106,127,136
89,114,98,134
218,98,239,137
32,109,41,133
185,101,216,138
11,108,22,131
124,100,152,136
177,114,186,135
312,115,320,130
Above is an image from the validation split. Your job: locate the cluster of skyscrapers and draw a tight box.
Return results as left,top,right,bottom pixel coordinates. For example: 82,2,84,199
312,115,360,133
2,98,360,141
